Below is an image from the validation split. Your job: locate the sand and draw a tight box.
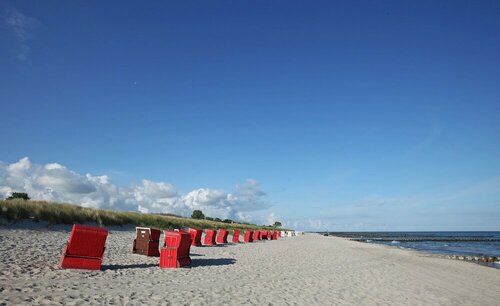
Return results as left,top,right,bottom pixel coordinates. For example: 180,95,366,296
0,224,499,305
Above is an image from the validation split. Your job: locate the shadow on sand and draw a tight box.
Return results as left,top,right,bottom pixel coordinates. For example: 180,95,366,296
190,258,236,267
102,263,157,270
194,244,229,248
102,258,236,270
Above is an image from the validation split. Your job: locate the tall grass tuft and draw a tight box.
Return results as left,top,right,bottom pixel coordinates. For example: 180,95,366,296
0,199,282,231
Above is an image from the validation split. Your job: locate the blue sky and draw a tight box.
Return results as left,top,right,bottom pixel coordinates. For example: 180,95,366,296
1,1,499,230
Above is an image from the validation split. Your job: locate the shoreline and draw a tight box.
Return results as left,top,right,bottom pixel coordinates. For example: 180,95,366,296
340,235,500,269
1,225,499,305
322,232,500,268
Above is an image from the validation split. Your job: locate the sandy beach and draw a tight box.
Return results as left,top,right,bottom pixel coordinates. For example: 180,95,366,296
0,224,499,305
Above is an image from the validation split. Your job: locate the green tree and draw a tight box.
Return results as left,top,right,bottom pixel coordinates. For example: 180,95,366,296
6,192,30,201
191,210,205,219
222,219,233,223
214,217,222,222
273,221,282,227
205,216,214,221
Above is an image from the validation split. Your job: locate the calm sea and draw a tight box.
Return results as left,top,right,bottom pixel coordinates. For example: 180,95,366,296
325,231,500,264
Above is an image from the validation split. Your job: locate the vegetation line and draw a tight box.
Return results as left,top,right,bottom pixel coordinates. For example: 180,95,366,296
0,199,285,231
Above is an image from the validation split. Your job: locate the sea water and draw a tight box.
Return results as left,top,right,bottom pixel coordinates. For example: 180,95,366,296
327,231,500,261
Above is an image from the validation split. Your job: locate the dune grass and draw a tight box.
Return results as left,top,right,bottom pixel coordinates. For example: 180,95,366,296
0,199,282,232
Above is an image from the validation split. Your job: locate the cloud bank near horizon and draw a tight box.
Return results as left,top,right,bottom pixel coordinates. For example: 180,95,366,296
0,157,275,224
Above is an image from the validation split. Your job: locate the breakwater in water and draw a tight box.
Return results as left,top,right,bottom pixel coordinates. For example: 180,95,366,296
348,237,500,242
319,231,500,267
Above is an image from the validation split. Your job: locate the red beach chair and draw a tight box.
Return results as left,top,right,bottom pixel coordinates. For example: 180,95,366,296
204,229,217,246
133,227,161,256
232,229,241,243
252,230,260,241
244,230,253,243
160,230,192,268
216,229,228,244
60,224,108,270
189,228,203,246
272,231,278,240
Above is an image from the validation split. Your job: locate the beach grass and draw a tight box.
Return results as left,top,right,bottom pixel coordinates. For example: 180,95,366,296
0,199,280,231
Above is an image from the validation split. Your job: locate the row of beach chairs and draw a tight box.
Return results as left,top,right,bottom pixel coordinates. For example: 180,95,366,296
60,224,287,270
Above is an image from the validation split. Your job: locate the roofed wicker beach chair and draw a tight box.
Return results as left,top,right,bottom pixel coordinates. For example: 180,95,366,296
216,229,229,244
204,229,217,246
232,229,241,243
252,230,260,241
189,228,203,246
133,227,161,256
60,224,108,270
244,230,254,243
160,230,192,268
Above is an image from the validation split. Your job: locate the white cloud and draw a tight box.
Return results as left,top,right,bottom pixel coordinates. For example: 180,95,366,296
36,163,96,194
0,157,272,222
5,9,36,40
182,188,231,218
4,8,38,60
283,218,334,231
180,179,269,220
